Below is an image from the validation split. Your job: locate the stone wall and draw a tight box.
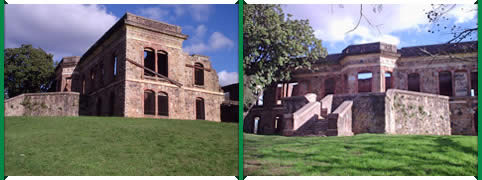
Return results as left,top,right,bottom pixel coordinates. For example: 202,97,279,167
5,92,79,116
332,92,387,134
449,96,477,135
385,89,451,135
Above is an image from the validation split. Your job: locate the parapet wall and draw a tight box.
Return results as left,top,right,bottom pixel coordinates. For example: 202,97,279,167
5,92,79,116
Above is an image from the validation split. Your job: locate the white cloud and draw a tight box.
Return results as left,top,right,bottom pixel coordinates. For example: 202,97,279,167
446,4,477,24
184,32,234,54
190,5,211,22
209,32,234,49
218,70,238,86
5,5,118,61
138,5,212,23
283,4,477,50
138,7,169,20
195,24,208,38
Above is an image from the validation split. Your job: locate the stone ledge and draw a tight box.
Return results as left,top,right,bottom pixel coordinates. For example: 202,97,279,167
387,89,450,100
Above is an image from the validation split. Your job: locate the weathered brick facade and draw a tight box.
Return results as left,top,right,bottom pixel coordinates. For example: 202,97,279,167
54,13,225,121
245,41,477,136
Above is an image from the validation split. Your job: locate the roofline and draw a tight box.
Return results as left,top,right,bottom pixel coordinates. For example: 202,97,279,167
78,12,189,66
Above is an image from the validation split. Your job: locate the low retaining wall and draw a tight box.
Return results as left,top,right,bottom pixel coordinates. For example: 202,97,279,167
331,89,451,135
448,96,477,135
5,92,80,116
385,89,451,135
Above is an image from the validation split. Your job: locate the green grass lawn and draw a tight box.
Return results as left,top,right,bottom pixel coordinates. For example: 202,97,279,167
244,133,477,176
5,116,238,176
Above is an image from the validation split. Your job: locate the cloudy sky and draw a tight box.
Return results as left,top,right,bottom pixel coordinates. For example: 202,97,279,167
5,4,239,86
282,4,477,53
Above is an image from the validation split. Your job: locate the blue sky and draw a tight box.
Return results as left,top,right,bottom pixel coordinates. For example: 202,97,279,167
282,4,477,54
5,4,238,86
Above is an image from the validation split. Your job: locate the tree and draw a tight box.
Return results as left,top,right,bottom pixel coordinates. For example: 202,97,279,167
4,44,56,98
243,4,327,110
425,4,477,43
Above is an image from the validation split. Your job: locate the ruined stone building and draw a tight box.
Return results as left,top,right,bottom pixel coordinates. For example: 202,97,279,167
6,13,228,122
244,41,477,136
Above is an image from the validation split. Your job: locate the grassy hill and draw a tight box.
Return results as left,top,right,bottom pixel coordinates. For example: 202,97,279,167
5,116,238,175
244,133,477,176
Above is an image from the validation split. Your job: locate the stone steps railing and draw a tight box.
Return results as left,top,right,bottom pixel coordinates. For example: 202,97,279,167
326,100,354,136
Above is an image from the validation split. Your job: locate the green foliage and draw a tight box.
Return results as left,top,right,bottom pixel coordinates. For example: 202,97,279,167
5,116,238,175
245,133,477,175
4,44,56,98
243,4,327,108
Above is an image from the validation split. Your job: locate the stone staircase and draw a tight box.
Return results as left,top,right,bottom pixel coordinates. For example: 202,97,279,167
281,94,354,137
291,116,328,136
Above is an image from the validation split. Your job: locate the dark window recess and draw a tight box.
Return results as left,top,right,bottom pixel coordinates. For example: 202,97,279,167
194,63,204,85
358,72,372,93
324,78,335,95
144,90,155,115
471,72,478,96
157,52,168,77
408,73,420,92
158,92,169,116
100,63,104,85
385,72,392,91
82,78,86,95
196,98,205,120
439,71,453,96
144,49,155,76
97,98,102,116
109,92,115,116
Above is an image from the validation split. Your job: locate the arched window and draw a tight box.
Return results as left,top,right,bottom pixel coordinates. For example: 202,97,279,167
385,72,392,91
194,63,204,86
158,92,169,116
144,48,155,76
195,97,205,120
439,71,453,96
324,78,335,95
408,73,420,92
144,90,155,115
158,51,168,77
358,71,372,93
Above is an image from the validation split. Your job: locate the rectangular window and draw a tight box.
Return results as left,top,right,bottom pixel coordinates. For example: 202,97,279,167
144,49,155,76
358,72,372,93
385,72,392,91
439,71,453,96
471,71,478,96
408,73,420,92
157,52,168,77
